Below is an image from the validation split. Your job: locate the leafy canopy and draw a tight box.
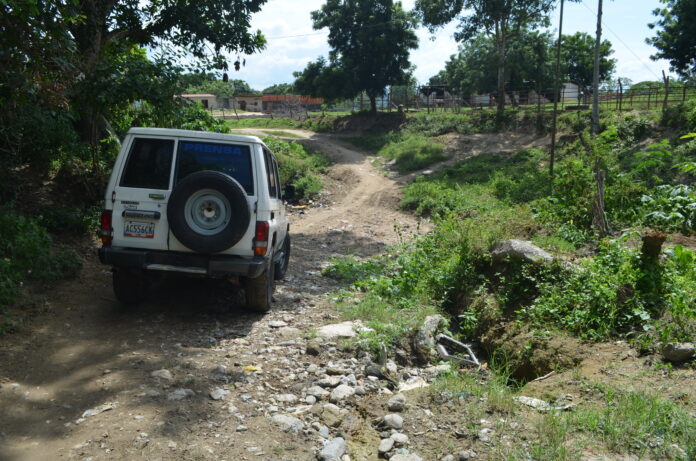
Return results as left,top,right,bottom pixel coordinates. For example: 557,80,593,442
297,0,418,111
647,0,696,78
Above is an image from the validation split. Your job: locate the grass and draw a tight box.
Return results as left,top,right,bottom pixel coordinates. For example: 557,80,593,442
338,293,439,353
261,130,303,138
345,132,447,173
429,370,695,460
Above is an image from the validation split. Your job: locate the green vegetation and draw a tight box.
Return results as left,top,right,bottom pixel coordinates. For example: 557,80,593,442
428,367,694,460
348,132,447,173
261,136,330,201
0,207,82,332
294,0,418,112
261,130,304,138
328,108,696,361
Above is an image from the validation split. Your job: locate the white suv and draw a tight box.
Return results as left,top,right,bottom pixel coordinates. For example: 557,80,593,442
98,128,290,312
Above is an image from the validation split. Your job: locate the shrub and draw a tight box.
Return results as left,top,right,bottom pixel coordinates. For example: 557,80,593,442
0,206,82,311
261,136,329,201
378,134,446,173
640,184,696,233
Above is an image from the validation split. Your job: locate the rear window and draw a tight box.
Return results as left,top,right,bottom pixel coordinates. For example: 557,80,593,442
120,138,175,190
176,141,254,195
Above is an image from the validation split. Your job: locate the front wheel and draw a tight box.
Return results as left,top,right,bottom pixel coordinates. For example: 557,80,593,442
244,262,275,313
113,269,148,305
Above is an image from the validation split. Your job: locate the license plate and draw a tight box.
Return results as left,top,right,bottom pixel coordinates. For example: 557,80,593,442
124,220,155,238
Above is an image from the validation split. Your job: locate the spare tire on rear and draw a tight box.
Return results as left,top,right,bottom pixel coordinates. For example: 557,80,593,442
167,171,250,254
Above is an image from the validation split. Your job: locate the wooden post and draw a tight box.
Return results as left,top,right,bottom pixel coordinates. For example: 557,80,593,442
662,70,670,112
618,79,623,112
550,0,566,182
591,0,603,135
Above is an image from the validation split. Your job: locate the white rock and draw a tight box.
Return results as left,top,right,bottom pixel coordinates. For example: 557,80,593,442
307,386,331,399
271,414,304,433
150,369,173,381
269,320,288,328
167,389,194,401
458,449,478,460
318,437,346,461
330,385,355,403
209,388,229,401
275,393,299,404
378,438,394,454
388,394,406,411
383,414,404,430
316,321,360,339
390,432,409,446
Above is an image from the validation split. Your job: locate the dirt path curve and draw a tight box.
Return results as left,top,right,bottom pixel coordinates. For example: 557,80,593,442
0,130,426,461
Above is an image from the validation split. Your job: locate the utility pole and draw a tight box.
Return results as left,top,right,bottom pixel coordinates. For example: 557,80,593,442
592,0,603,135
549,0,565,182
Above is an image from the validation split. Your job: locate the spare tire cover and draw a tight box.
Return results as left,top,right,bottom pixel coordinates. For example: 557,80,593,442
167,171,251,253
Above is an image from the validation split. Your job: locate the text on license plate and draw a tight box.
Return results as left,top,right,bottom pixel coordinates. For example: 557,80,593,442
124,220,155,238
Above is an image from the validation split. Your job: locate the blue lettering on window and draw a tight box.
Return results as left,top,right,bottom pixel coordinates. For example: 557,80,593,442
182,142,243,155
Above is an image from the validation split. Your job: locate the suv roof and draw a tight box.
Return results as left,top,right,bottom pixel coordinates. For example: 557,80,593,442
127,127,263,144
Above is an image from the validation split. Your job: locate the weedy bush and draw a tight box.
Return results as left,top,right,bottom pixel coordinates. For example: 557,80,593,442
640,184,696,233
378,134,447,173
0,206,82,317
523,240,695,343
261,136,329,201
572,385,695,460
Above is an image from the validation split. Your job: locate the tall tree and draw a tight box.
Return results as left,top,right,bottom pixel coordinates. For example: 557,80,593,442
263,83,296,95
647,0,696,78
560,32,616,91
293,57,355,103
431,30,614,98
307,0,418,112
416,0,555,118
22,0,268,144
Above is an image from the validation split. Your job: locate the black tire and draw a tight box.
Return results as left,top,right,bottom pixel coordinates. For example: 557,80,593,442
245,262,275,313
167,171,250,254
113,269,148,305
274,234,291,280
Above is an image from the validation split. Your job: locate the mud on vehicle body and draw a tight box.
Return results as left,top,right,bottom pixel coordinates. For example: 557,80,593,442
98,128,290,312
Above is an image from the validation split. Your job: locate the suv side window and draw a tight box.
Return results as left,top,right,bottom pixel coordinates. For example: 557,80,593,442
120,138,174,190
263,148,278,198
272,156,282,199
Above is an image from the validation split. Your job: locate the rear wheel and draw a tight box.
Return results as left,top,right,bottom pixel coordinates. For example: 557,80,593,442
274,235,290,280
113,269,148,305
244,262,274,313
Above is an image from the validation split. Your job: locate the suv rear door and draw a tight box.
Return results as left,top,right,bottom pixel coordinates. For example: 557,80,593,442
111,136,175,251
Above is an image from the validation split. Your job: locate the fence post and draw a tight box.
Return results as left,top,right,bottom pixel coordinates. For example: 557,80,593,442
662,70,670,112
618,80,623,112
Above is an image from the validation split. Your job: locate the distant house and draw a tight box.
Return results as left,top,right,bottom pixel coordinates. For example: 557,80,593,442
561,82,581,102
180,94,218,109
233,94,263,112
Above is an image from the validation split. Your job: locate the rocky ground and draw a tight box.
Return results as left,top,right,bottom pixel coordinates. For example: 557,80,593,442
0,131,694,461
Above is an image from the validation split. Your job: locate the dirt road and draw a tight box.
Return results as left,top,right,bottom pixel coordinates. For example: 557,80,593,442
0,131,426,461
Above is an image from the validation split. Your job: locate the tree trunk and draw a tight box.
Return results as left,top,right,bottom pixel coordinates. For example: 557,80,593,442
369,95,377,113
495,29,506,121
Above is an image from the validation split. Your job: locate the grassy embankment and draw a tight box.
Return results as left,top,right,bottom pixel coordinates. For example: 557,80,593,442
323,107,695,460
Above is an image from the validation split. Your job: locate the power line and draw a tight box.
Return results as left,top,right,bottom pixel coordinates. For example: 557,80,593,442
579,0,662,80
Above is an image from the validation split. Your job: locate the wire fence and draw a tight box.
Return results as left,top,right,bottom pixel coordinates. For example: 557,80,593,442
329,81,696,114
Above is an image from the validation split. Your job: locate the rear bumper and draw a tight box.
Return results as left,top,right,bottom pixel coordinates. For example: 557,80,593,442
98,246,267,278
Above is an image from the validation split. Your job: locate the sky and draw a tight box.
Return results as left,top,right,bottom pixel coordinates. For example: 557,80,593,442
231,0,671,91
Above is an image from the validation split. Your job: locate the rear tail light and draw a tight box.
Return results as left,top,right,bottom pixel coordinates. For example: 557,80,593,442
99,210,113,246
254,221,269,256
